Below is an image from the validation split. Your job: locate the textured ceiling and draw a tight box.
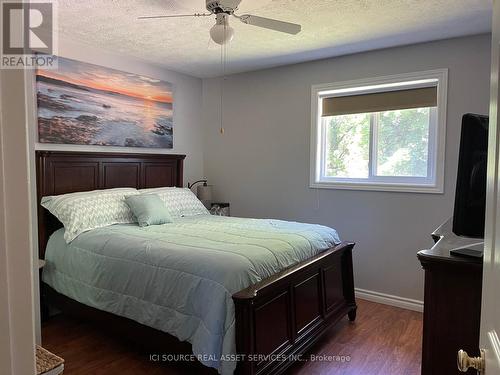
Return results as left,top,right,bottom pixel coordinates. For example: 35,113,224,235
58,0,493,78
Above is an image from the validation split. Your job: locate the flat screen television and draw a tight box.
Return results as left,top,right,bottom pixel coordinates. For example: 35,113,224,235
453,113,489,238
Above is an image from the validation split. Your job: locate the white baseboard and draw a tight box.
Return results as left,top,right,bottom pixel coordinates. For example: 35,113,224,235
355,288,424,313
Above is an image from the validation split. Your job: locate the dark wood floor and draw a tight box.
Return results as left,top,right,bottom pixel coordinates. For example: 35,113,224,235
42,299,422,375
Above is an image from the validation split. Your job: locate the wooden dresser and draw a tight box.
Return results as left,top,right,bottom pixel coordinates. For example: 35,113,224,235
417,247,482,375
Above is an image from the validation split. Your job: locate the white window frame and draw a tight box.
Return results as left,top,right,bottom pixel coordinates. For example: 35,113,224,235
310,69,448,193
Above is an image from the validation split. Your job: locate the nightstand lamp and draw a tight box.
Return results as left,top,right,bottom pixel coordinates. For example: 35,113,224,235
188,179,213,208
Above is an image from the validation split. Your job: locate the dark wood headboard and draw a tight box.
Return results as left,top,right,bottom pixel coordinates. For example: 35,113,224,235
36,151,186,258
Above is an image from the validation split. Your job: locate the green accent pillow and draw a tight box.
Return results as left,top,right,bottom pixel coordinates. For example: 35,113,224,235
125,194,174,227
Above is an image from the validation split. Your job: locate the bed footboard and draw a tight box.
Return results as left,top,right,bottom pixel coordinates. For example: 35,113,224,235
232,242,356,375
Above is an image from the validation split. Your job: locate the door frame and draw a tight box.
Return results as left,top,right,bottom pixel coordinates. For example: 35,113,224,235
480,0,500,372
0,69,37,373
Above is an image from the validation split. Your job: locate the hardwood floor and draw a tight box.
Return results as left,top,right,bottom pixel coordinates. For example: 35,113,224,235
41,299,422,375
288,300,422,375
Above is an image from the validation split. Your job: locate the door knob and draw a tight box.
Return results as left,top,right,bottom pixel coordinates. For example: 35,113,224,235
457,349,485,373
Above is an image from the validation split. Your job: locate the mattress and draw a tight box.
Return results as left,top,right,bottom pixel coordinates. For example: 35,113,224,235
42,215,340,374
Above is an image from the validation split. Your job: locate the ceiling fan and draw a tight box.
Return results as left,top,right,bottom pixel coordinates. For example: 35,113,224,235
138,0,302,45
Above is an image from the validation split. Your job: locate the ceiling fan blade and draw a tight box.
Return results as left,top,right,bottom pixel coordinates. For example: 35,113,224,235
138,13,211,20
237,14,301,34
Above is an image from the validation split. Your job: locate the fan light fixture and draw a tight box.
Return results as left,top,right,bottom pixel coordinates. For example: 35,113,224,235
138,0,302,45
138,0,302,134
210,14,234,45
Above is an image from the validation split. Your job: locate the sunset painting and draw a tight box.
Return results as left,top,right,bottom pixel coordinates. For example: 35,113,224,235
36,57,174,148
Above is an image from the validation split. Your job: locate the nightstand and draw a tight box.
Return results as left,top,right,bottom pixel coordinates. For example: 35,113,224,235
210,202,230,216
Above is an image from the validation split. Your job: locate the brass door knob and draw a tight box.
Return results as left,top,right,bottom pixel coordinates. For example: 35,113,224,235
457,349,485,373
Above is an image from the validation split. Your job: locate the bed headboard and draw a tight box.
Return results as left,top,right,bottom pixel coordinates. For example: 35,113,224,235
36,151,186,258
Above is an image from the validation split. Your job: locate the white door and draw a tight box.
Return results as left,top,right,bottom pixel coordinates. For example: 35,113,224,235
480,0,500,373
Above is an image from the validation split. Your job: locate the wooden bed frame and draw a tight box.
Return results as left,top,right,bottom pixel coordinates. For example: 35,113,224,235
37,150,357,375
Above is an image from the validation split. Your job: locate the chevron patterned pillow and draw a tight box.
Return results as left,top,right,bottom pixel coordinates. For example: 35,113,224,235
138,187,209,218
41,188,139,243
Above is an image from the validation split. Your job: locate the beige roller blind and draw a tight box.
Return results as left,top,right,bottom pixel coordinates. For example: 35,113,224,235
322,86,437,117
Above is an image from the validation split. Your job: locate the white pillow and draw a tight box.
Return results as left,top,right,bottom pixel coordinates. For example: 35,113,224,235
41,188,139,243
138,187,209,218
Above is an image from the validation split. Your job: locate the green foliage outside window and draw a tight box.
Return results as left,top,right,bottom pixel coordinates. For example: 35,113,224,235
324,108,430,178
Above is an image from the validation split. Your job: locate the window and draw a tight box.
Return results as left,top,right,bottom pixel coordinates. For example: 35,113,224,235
310,70,447,193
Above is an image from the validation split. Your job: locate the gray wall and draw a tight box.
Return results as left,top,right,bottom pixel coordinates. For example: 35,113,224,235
31,39,205,185
202,34,492,302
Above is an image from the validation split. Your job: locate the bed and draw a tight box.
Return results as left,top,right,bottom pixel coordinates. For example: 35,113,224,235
37,151,356,375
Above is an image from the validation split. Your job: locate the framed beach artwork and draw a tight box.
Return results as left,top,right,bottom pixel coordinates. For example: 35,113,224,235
36,57,174,148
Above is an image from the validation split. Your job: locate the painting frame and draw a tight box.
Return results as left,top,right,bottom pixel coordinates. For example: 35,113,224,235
36,56,174,149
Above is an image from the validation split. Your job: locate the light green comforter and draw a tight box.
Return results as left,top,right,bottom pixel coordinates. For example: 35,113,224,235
43,215,340,374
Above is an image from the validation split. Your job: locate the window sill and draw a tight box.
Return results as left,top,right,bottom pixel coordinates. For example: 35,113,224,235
309,181,444,194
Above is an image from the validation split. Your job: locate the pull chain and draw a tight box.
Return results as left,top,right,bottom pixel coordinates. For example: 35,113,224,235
220,21,227,135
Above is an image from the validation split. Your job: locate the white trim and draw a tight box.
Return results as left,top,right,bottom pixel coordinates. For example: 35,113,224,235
0,69,37,375
24,69,41,345
480,4,500,370
0,60,13,375
488,330,500,368
311,180,443,194
355,288,424,312
312,69,449,95
310,69,448,194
